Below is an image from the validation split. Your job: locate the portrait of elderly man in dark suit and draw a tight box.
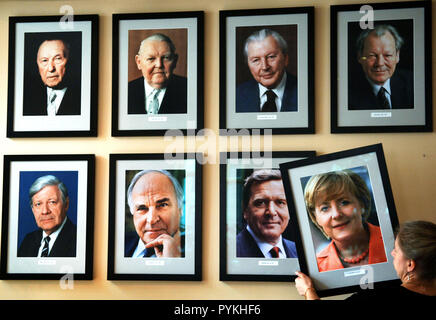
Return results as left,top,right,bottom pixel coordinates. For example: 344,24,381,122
236,169,298,258
236,28,298,113
128,33,187,115
348,24,414,110
23,34,82,116
124,169,185,258
17,175,77,257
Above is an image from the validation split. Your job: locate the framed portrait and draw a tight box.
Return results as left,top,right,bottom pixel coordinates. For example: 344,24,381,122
220,151,316,281
280,144,400,296
6,15,99,138
331,1,432,133
0,154,95,280
107,153,202,280
112,11,204,136
219,7,314,135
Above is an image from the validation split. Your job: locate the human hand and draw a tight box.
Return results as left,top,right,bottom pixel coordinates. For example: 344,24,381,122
145,232,181,258
295,271,319,300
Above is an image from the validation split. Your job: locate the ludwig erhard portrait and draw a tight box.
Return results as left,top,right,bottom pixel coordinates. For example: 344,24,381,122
127,29,188,115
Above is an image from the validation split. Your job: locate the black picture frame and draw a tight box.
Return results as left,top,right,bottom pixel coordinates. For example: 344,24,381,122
220,151,316,281
112,11,204,137
0,154,95,280
107,153,202,281
219,7,314,135
7,15,99,138
280,144,400,297
331,1,432,133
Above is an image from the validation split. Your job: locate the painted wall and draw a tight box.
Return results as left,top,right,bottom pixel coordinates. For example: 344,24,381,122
0,0,434,300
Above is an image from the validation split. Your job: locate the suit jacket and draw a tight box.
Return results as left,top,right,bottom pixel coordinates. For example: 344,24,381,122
236,72,298,113
125,231,185,258
348,69,414,110
316,223,387,272
236,228,298,258
17,218,77,257
128,75,188,114
23,80,81,116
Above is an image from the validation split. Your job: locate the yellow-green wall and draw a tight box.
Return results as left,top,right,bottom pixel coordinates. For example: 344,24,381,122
0,0,434,300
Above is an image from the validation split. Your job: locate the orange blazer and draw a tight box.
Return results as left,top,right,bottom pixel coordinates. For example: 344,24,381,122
316,223,387,272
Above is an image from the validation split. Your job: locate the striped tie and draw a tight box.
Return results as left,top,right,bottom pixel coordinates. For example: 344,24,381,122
41,236,51,257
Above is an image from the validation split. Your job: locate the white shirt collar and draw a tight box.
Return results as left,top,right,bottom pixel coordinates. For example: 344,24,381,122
246,225,286,258
46,87,67,115
258,72,287,111
39,217,67,257
368,77,392,97
143,79,167,112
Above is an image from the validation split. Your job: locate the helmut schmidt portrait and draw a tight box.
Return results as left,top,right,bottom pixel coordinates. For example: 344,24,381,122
23,32,82,116
236,169,298,259
124,169,185,258
128,32,188,115
348,23,414,110
17,175,77,257
236,28,298,113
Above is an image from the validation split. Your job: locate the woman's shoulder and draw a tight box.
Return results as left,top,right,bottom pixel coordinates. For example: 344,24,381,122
347,285,436,301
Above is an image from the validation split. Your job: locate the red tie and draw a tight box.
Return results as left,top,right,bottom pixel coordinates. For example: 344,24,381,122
270,246,280,258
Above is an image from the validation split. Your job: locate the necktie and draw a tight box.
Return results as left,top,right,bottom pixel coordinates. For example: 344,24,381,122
142,247,154,258
147,89,160,114
377,87,390,109
41,236,51,257
47,91,57,116
270,246,280,258
261,90,277,112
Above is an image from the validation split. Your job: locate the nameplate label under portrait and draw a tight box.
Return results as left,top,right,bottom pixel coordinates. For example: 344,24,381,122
38,259,57,266
257,114,278,121
258,261,279,266
370,112,392,118
147,116,168,122
145,260,165,266
343,268,366,277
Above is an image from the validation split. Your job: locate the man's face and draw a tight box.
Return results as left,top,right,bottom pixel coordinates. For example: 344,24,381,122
135,40,178,89
37,40,69,88
243,180,290,245
246,35,289,89
130,172,181,245
358,31,400,85
31,185,68,235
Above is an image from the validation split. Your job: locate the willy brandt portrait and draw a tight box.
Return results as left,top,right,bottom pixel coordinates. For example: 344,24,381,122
128,32,187,115
236,28,298,113
348,23,414,110
22,32,82,116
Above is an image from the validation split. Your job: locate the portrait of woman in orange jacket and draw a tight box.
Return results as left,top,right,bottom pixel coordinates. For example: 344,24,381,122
303,169,387,272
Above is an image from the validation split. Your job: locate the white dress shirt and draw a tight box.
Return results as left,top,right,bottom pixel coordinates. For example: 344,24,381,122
258,72,287,112
37,217,67,257
246,225,287,258
46,87,67,115
370,78,393,108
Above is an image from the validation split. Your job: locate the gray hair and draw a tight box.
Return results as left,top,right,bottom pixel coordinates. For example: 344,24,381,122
138,33,177,56
356,24,404,56
127,169,184,214
242,169,282,210
29,175,69,207
244,28,288,59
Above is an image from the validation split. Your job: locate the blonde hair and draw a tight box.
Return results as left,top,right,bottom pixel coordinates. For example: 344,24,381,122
304,170,371,237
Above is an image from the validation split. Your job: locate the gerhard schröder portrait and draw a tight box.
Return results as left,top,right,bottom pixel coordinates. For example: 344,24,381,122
301,167,388,272
236,168,298,259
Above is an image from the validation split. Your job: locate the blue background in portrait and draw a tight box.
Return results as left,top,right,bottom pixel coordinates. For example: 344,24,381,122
17,171,78,249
